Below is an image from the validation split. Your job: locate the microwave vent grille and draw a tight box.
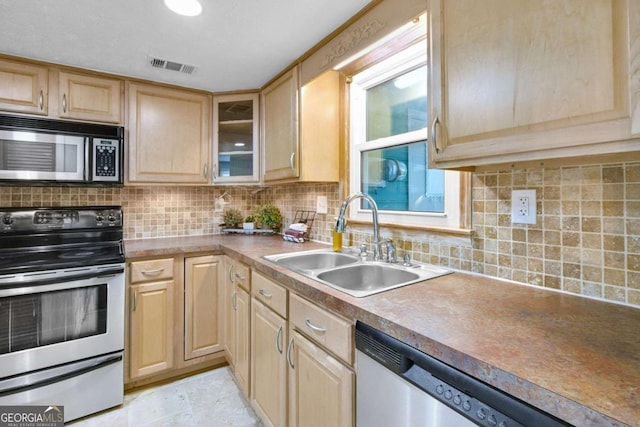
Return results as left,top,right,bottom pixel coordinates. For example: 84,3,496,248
0,114,123,138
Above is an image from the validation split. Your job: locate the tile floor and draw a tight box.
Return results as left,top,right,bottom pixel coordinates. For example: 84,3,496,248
69,367,262,426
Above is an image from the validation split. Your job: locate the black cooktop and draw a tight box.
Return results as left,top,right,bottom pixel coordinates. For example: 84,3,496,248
0,206,124,275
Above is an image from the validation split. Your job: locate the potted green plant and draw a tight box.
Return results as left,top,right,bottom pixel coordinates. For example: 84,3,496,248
222,208,243,229
243,215,255,230
254,203,283,232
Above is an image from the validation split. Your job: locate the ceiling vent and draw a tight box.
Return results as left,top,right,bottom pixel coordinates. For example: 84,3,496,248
148,55,198,75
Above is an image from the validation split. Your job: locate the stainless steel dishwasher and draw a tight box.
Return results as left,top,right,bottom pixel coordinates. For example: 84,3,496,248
355,322,571,427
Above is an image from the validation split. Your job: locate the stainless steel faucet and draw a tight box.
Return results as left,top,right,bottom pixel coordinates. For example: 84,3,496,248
336,192,386,261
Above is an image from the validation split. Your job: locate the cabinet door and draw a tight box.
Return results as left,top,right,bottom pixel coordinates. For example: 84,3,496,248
429,0,638,169
58,71,122,123
184,255,222,360
128,82,211,183
129,280,175,379
222,257,237,365
0,59,48,115
288,331,354,427
262,66,299,182
251,298,287,427
235,286,251,397
213,93,260,183
299,70,340,182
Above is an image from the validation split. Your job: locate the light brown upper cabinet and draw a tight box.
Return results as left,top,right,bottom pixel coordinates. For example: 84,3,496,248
298,70,340,182
0,58,123,123
261,67,341,183
0,58,48,115
127,82,211,183
58,71,122,123
428,0,640,170
213,93,260,184
262,66,300,182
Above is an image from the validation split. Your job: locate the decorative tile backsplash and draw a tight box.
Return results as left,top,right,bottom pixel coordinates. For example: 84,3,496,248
1,160,638,308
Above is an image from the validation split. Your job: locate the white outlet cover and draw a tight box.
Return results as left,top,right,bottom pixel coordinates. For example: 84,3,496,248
316,196,328,214
511,189,536,224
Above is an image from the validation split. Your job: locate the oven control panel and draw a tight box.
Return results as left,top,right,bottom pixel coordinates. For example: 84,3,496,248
94,208,122,227
0,207,123,232
34,210,80,225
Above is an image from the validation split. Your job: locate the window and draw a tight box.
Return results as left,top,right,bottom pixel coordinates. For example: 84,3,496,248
348,40,463,230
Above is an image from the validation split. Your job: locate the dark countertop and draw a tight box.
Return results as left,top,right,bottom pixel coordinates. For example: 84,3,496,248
125,234,640,427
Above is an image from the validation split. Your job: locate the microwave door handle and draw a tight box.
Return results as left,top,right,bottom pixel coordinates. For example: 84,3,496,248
84,137,91,182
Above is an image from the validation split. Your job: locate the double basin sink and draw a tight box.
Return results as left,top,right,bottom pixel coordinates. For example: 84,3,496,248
264,248,451,297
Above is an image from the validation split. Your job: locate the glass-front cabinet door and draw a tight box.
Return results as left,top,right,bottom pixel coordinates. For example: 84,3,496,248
212,93,259,184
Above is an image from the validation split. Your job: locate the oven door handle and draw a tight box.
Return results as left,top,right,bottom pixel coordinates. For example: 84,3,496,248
0,265,124,291
0,352,123,398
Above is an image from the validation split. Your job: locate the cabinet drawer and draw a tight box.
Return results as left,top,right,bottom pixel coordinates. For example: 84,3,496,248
130,258,174,283
251,271,287,318
290,293,353,365
234,262,251,292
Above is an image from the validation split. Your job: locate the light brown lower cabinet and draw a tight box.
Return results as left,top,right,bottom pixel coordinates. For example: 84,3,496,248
251,298,288,427
129,279,175,378
235,287,251,395
241,271,354,427
287,330,354,427
184,255,223,360
223,256,251,396
127,254,225,387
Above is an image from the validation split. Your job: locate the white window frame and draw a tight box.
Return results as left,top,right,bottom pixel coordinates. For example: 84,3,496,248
349,41,462,229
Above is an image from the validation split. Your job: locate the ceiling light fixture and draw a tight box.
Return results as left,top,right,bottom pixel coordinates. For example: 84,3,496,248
164,0,202,17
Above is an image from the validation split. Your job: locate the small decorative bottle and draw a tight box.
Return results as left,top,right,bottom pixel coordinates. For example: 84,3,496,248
332,219,342,252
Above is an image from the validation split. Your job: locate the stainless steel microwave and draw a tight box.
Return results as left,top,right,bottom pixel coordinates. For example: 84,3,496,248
0,114,124,185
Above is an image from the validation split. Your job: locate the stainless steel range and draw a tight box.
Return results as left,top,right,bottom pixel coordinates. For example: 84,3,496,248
0,206,125,422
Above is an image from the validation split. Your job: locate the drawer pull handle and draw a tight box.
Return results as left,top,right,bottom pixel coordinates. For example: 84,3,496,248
304,319,326,333
142,268,164,276
132,290,137,312
38,90,44,110
259,289,272,299
287,337,295,368
276,325,283,354
62,93,67,113
235,273,245,281
231,291,237,311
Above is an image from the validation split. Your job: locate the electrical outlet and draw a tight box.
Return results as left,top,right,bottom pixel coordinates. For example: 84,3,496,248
511,189,536,224
519,196,529,216
316,196,328,214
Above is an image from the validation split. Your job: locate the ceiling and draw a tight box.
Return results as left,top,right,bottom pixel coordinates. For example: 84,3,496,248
0,0,373,92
